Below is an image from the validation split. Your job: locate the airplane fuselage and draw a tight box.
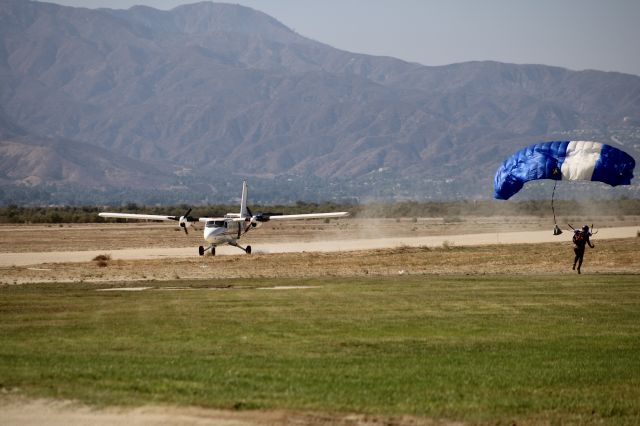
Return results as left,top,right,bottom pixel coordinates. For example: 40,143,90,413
203,219,258,246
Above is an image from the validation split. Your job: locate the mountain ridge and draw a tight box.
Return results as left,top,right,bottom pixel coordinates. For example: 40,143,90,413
1,0,639,203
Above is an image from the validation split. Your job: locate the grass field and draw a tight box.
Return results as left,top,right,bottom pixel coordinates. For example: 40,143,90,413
1,275,640,424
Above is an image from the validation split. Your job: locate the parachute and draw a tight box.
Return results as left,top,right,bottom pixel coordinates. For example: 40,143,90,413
494,141,635,200
494,141,635,235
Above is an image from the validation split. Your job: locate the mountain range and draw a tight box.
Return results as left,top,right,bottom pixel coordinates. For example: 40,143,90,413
1,0,639,204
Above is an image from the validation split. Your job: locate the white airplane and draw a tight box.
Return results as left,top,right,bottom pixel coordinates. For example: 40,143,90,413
99,181,349,256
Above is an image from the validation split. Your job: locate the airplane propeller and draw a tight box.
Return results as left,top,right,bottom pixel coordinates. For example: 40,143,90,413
246,206,278,226
169,208,197,234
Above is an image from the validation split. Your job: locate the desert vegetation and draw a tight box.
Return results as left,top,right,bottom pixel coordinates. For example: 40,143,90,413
1,198,639,224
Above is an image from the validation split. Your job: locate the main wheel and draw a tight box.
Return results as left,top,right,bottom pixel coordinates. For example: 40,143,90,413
198,246,204,256
246,245,252,254
211,247,216,256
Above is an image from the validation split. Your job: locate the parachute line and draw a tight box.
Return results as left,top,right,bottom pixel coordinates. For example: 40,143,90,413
551,180,564,235
551,180,558,227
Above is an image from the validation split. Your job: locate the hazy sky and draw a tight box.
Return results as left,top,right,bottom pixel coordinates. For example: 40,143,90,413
44,0,640,76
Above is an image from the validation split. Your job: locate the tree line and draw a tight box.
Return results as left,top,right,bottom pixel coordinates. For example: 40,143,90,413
1,199,639,224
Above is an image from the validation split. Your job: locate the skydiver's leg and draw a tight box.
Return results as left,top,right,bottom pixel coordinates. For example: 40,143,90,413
577,249,584,274
573,247,580,270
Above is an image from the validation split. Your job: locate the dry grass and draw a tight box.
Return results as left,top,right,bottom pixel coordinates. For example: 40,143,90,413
1,218,638,285
2,238,638,285
91,254,111,268
92,254,111,261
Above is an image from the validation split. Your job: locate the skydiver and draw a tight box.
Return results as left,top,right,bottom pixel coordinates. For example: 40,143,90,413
571,224,594,274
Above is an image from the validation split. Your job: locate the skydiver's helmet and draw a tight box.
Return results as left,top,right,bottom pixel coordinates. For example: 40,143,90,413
582,225,591,235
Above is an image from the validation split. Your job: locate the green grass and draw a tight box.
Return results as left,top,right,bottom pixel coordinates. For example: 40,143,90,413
1,275,639,424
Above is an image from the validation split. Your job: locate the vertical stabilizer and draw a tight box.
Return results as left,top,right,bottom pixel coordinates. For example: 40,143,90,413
240,181,249,219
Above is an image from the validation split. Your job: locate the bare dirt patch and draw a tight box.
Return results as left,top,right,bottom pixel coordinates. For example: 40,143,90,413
0,396,445,426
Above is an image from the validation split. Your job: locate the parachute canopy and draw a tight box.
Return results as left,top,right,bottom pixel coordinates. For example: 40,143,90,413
494,141,635,200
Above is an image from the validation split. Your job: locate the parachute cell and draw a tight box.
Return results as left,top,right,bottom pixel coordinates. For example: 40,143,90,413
494,141,635,200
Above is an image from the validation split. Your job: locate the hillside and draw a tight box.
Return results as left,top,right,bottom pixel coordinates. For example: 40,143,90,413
1,0,639,204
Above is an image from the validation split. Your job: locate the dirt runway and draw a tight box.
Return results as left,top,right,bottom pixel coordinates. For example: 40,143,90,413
0,226,637,267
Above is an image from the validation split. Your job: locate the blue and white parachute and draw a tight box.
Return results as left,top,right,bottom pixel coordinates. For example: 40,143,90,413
494,141,635,200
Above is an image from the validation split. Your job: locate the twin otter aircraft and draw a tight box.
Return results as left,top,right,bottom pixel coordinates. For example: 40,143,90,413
99,181,349,256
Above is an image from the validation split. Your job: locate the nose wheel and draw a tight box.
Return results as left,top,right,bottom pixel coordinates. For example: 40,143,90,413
198,245,216,256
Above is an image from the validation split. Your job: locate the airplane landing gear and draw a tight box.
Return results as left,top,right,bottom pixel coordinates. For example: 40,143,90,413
199,245,216,256
230,242,251,254
199,244,250,256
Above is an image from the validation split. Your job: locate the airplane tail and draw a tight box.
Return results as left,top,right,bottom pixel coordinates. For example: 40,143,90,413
240,180,249,219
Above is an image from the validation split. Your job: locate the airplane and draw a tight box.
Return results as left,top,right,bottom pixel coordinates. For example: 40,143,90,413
98,181,350,256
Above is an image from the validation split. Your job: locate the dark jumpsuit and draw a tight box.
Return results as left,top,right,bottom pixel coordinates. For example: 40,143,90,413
572,230,594,273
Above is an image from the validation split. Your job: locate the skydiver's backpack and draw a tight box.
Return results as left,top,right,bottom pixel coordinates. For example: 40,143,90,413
573,231,585,245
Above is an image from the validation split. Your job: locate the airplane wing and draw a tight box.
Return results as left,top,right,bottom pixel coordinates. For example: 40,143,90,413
99,210,203,234
263,212,350,221
99,212,184,221
100,212,349,223
99,212,233,224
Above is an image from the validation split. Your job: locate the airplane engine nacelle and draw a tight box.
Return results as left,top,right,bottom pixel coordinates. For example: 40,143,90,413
253,213,271,223
179,216,193,233
250,216,264,228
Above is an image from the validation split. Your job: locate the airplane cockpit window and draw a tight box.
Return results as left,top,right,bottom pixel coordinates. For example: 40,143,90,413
205,220,226,228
